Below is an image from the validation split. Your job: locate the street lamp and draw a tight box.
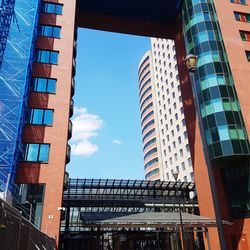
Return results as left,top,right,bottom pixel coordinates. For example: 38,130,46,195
184,52,227,249
184,54,198,73
173,172,186,250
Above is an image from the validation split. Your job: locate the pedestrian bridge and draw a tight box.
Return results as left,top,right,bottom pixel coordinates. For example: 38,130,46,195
77,0,181,38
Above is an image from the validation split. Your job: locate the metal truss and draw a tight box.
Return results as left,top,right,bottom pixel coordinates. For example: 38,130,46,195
61,178,198,233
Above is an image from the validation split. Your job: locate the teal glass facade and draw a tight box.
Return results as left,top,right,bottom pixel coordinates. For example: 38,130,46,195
182,0,250,161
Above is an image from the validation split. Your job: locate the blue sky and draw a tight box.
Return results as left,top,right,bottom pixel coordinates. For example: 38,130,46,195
67,28,150,179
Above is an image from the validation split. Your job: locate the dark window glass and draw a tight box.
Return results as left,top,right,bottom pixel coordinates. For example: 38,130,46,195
246,51,250,61
222,162,250,218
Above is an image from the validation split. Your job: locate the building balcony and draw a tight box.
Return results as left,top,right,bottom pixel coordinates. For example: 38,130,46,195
66,144,71,164
71,78,75,97
64,171,69,191
68,120,73,139
70,99,74,117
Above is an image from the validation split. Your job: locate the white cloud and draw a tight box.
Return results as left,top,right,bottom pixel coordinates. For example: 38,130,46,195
71,107,103,157
113,139,123,145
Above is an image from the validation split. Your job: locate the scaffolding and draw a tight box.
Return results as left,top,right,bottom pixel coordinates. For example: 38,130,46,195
0,0,41,195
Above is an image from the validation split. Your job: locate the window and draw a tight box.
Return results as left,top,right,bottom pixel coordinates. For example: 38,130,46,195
31,77,56,93
166,173,169,180
144,148,157,160
186,144,190,152
178,136,182,144
234,12,250,22
183,176,187,182
184,131,188,139
176,165,179,173
230,0,246,4
190,172,194,181
145,158,158,169
143,137,156,151
20,144,50,163
188,158,192,166
181,162,185,170
240,30,250,41
180,149,183,157
26,108,54,126
42,2,63,14
38,24,61,38
35,49,59,64
246,51,250,61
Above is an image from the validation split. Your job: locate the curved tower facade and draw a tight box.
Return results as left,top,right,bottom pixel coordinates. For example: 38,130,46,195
138,39,194,182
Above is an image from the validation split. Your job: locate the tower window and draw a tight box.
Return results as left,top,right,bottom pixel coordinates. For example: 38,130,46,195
20,144,50,163
42,2,63,14
38,24,61,38
26,108,54,126
246,51,250,61
31,77,56,94
35,49,59,64
230,0,246,4
240,30,250,41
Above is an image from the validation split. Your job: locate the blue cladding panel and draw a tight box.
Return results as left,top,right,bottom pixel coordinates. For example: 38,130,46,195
0,0,40,193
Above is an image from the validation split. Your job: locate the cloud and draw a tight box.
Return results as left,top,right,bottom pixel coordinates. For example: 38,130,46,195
70,107,103,157
113,139,123,145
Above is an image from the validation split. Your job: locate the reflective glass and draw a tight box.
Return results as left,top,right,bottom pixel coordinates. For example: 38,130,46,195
27,144,39,161
39,144,50,162
44,110,53,125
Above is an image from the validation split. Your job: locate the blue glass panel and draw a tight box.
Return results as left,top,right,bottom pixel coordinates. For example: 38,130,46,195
212,99,223,113
218,125,230,141
36,78,47,92
44,110,53,125
46,3,55,13
40,50,50,63
55,4,63,14
47,79,56,93
39,144,50,162
27,144,39,161
32,109,43,124
53,27,61,38
44,26,53,37
50,51,58,64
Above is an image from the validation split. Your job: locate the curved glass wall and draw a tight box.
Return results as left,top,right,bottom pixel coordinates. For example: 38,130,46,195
182,0,250,161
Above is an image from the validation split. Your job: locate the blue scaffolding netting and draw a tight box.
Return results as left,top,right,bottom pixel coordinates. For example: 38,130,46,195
0,0,41,194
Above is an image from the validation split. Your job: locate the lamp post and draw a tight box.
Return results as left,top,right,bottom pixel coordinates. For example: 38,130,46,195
173,172,186,250
184,54,227,249
184,54,198,73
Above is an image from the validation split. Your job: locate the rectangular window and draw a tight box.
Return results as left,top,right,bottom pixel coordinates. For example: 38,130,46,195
26,108,54,126
20,144,50,163
246,51,250,61
38,24,61,38
34,49,59,64
42,2,63,14
31,77,56,94
230,0,246,4
240,30,250,41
